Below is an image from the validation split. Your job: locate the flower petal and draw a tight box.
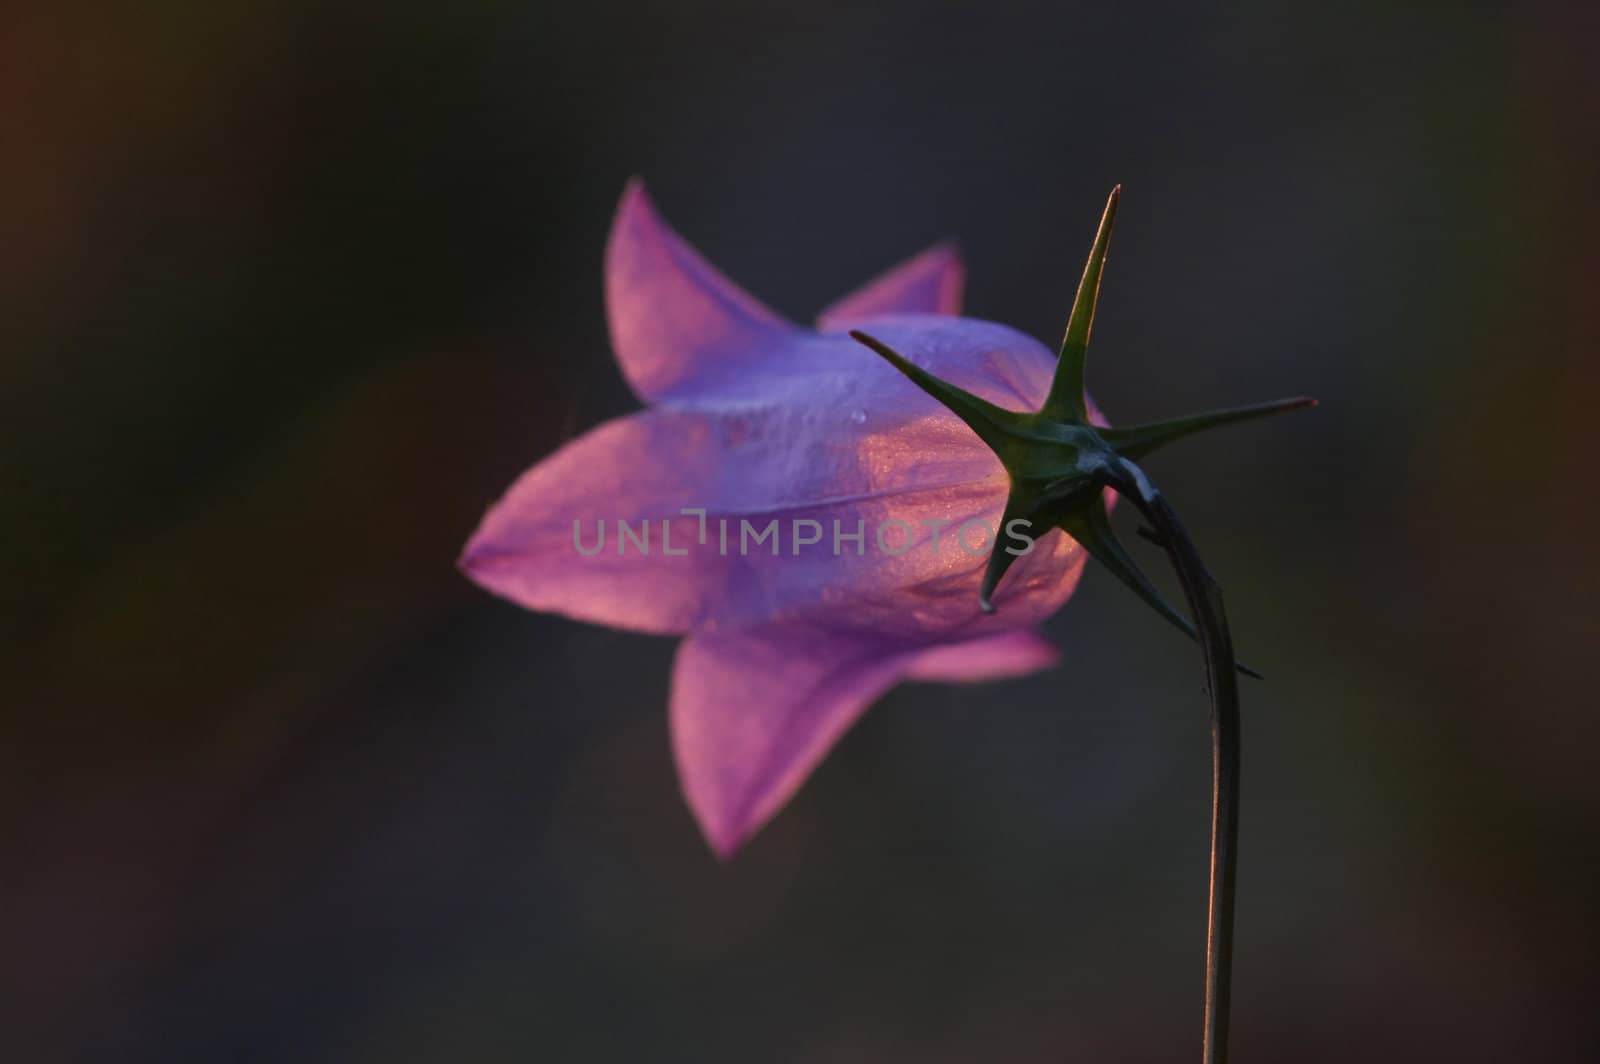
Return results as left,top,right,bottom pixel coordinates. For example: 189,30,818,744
671,621,1059,857
659,315,1058,425
903,628,1059,681
456,402,1005,638
606,179,799,402
815,243,964,331
459,410,728,634
461,317,1090,639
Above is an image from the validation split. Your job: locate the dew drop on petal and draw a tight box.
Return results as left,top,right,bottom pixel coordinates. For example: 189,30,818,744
849,408,867,425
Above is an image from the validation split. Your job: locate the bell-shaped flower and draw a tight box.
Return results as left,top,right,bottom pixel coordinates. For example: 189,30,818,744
461,181,1309,856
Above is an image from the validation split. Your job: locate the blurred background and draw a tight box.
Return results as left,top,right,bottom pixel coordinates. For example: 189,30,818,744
3,2,1597,1061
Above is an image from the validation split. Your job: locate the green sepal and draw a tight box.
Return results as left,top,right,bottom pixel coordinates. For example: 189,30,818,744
846,186,1314,681
1059,493,1264,679
850,329,1030,462
978,489,1032,613
1041,185,1120,421
1059,493,1190,637
1101,397,1318,461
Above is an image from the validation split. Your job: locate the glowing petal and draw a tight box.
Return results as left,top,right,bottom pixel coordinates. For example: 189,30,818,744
672,621,1059,857
904,628,1059,681
458,389,1082,639
816,243,964,331
459,410,725,634
605,179,798,402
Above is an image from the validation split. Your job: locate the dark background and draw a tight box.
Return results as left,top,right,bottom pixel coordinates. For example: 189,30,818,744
4,2,1598,1061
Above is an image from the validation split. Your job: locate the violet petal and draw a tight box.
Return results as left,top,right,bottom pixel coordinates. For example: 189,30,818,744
816,243,964,331
672,621,1060,856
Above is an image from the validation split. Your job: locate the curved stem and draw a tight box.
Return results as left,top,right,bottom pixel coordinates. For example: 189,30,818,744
1104,465,1240,1064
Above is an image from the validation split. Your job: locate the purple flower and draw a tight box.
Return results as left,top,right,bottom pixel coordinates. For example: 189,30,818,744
462,184,1316,1064
462,181,1091,855
463,181,1312,858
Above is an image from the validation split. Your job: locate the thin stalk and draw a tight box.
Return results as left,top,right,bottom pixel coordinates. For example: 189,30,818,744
1104,464,1240,1064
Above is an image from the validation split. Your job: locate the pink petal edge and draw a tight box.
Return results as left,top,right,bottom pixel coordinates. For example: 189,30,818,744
904,627,1059,682
816,242,965,331
671,623,1059,858
605,179,797,402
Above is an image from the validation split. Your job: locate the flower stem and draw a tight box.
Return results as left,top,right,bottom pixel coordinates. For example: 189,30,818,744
1104,464,1239,1064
